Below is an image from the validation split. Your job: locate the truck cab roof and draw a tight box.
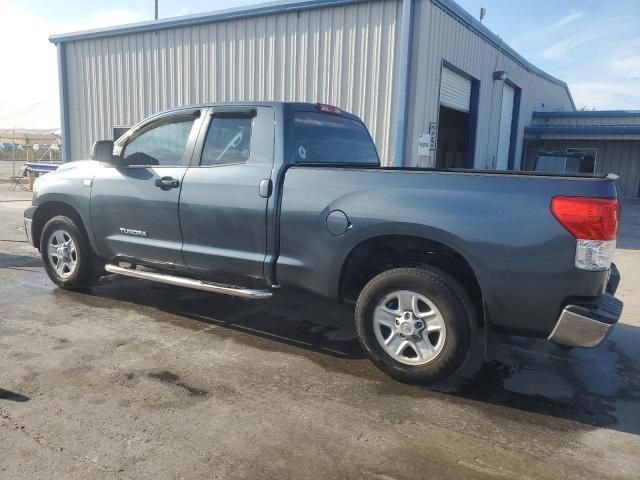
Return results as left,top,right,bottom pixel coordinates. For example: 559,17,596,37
156,101,364,123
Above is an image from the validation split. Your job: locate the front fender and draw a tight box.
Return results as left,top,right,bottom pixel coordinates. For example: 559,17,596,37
30,162,98,249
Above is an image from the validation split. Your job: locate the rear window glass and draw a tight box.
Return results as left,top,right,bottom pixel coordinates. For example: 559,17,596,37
293,112,378,165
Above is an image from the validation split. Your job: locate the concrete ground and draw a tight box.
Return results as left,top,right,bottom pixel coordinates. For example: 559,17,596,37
1,188,639,480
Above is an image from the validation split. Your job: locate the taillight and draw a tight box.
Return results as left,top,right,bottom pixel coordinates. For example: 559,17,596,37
551,196,618,240
316,103,342,115
551,196,619,271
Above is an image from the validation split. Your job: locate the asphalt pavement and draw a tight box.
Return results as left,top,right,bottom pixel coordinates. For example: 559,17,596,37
1,188,639,479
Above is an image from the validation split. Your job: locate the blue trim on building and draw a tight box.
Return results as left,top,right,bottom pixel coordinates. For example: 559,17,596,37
391,0,414,167
49,0,369,43
525,126,640,135
532,110,640,119
432,0,575,110
56,43,71,162
441,59,475,82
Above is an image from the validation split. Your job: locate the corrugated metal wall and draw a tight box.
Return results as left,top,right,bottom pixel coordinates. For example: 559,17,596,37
64,0,402,162
407,0,574,169
524,139,640,199
62,0,576,168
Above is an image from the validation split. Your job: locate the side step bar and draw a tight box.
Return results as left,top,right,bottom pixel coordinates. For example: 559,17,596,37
104,264,273,299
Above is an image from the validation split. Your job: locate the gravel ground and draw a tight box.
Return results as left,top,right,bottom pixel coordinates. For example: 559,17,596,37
1,189,639,479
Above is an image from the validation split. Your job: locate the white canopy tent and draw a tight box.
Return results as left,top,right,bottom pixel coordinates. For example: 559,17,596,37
0,127,61,146
0,128,62,178
0,101,62,178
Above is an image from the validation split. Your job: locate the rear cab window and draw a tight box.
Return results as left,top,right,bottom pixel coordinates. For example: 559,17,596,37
293,111,379,165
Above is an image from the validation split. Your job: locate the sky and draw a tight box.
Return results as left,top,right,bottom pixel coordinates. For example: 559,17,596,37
0,0,638,128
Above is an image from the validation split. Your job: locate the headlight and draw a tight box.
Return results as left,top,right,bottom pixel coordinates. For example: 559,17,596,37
32,177,40,194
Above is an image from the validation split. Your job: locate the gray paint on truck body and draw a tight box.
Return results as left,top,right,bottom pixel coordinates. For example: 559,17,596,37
30,102,617,340
277,167,615,336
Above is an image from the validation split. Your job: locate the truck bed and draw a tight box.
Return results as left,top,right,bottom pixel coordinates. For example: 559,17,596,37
276,165,618,337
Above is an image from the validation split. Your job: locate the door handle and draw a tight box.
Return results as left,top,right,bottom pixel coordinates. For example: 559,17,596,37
155,176,180,189
259,179,272,198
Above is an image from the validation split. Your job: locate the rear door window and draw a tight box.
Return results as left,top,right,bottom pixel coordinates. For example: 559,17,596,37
293,112,378,165
200,116,253,166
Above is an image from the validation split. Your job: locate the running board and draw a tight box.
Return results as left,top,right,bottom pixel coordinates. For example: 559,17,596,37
104,264,273,299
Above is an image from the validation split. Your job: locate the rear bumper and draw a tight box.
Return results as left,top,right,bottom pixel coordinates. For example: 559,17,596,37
548,292,623,348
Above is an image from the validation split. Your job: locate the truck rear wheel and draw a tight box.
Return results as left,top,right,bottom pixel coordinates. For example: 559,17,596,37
40,215,97,291
355,267,476,385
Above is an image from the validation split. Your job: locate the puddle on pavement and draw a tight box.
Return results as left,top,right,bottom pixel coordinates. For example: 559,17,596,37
13,272,640,436
147,370,209,397
429,333,640,435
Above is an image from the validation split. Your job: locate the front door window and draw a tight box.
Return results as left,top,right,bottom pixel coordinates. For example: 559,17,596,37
122,118,195,166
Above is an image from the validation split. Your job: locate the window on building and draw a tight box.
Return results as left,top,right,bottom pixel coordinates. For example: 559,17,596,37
200,116,253,166
293,112,379,165
566,148,597,174
113,126,131,141
122,117,195,166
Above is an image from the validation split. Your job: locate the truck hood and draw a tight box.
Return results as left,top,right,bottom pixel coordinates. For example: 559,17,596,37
53,159,102,173
33,159,102,198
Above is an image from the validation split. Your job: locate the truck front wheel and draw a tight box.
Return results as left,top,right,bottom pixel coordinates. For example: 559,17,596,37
355,267,476,385
40,215,97,291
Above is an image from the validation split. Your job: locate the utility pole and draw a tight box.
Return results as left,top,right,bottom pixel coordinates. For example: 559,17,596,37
155,0,158,20
11,127,15,176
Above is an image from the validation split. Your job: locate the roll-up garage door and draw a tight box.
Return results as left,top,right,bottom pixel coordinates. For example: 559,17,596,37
440,67,472,113
496,84,515,170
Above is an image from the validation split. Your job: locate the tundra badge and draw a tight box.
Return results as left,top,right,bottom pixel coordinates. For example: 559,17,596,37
119,227,148,237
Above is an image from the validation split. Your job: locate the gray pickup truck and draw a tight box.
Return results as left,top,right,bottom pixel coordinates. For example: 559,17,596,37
24,102,623,384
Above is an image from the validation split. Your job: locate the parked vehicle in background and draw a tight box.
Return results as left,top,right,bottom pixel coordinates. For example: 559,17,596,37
24,102,623,384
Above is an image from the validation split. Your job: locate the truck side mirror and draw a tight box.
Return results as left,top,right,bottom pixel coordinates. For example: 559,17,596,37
91,140,116,163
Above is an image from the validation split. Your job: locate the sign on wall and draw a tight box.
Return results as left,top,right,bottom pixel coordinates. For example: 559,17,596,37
417,132,430,157
417,123,438,157
429,122,438,150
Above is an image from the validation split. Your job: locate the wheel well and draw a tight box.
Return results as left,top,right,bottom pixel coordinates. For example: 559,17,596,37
339,235,483,318
32,202,87,249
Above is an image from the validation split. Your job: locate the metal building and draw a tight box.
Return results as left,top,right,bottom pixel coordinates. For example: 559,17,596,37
50,0,575,168
524,111,640,199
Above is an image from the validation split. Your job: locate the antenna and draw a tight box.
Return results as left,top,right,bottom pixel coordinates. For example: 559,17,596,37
480,7,486,22
154,0,158,20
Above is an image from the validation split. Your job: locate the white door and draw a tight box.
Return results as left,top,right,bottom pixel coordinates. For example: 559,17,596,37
440,67,472,113
496,84,515,170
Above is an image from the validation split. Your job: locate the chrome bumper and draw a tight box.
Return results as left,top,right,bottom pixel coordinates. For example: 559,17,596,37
548,293,623,348
24,217,33,246
24,206,36,247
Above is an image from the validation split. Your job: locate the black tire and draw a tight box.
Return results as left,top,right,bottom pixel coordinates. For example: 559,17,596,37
40,215,97,290
355,266,476,385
